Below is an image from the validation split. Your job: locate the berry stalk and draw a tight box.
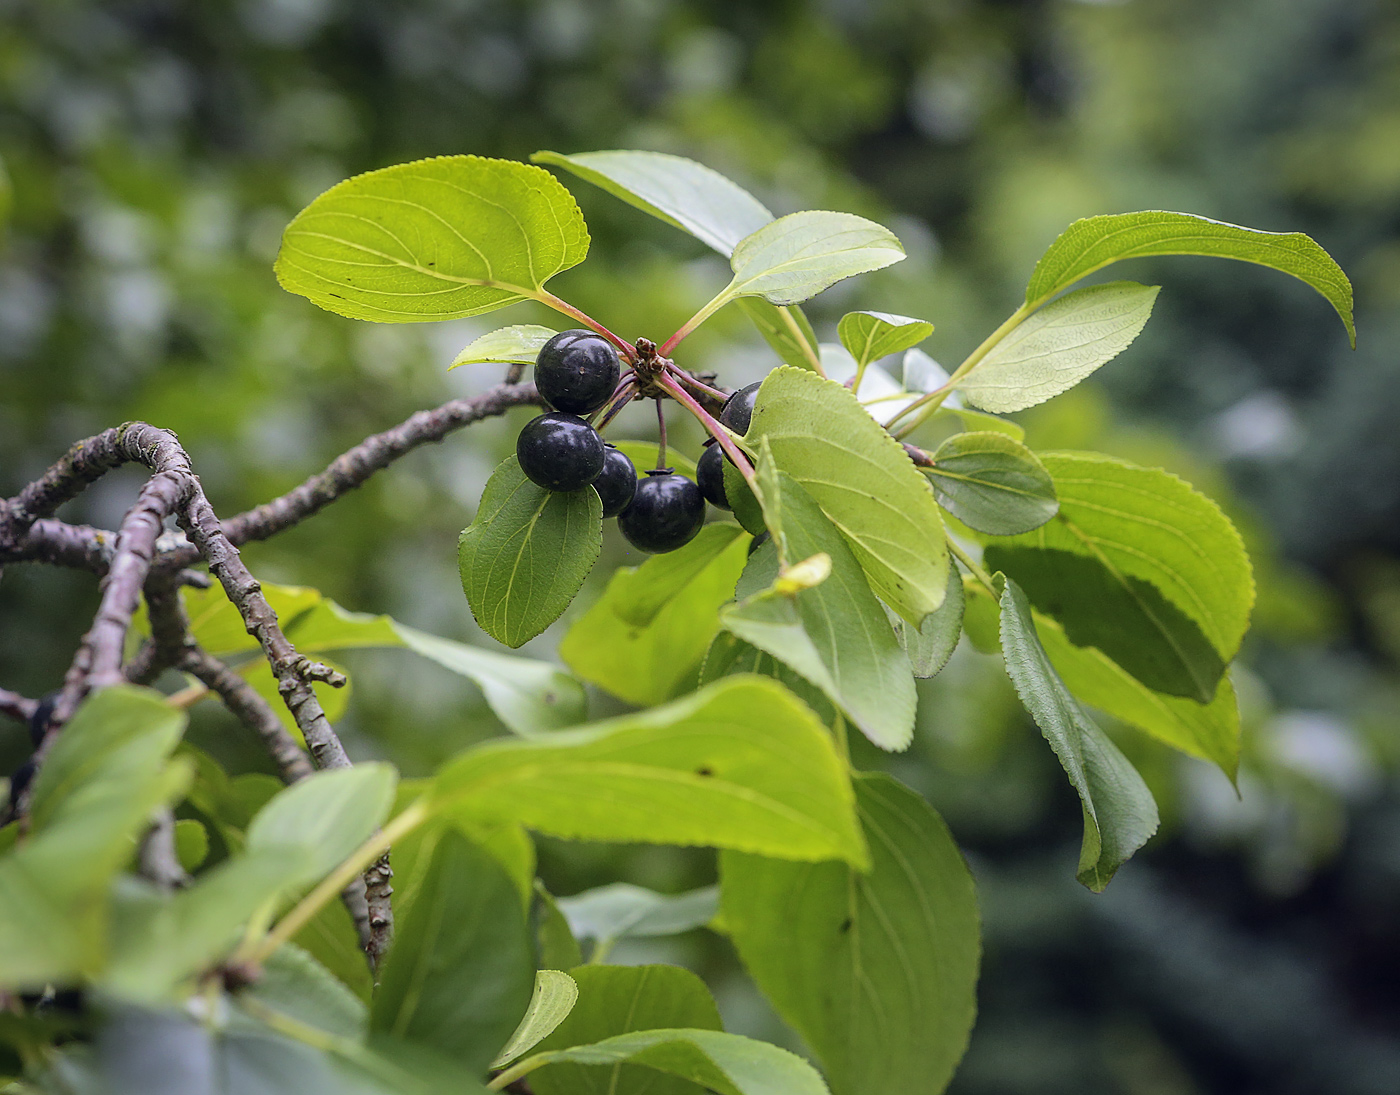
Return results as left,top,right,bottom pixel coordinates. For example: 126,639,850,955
656,372,755,485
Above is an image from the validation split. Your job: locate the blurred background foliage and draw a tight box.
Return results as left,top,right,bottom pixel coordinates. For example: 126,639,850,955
1,0,1399,1091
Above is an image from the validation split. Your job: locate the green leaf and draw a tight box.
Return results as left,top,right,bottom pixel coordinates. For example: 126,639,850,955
959,282,1158,413
890,557,965,678
736,299,824,372
1025,210,1355,347
722,459,766,536
450,324,558,370
559,530,750,706
459,455,603,648
556,884,718,953
725,212,904,307
529,965,723,1095
931,405,1027,441
430,676,868,868
725,477,916,751
998,578,1160,890
491,971,580,1069
535,882,584,972
532,149,772,257
837,311,933,370
609,440,697,479
275,155,589,323
1033,611,1241,777
246,763,397,887
925,431,1059,535
748,366,948,624
371,829,535,1073
722,773,980,1095
173,819,208,873
292,898,373,1004
242,943,367,1041
982,452,1253,702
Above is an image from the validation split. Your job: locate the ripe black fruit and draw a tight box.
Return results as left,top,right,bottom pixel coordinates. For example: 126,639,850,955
535,330,621,415
719,381,762,436
594,445,638,518
618,470,705,553
516,412,605,492
695,443,729,509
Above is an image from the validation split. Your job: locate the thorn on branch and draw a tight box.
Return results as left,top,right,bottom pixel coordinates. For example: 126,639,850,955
294,658,348,688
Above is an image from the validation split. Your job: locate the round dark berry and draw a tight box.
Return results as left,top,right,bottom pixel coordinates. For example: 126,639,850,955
535,330,621,415
594,445,638,518
719,381,762,436
696,443,729,509
618,470,706,554
516,412,605,493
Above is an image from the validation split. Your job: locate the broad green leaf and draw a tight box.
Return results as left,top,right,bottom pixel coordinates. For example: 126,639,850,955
246,763,397,886
450,324,558,370
725,211,904,307
459,455,603,648
532,149,772,256
275,155,589,323
173,819,208,873
244,943,367,1041
999,579,1159,890
698,632,839,730
1025,210,1355,346
748,366,948,624
736,298,823,372
529,964,722,1095
725,477,916,751
982,452,1253,702
722,773,980,1095
491,971,580,1069
371,829,535,1073
1035,611,1241,777
530,1030,829,1095
958,282,1159,413
560,531,750,706
430,676,868,868
536,883,584,972
837,311,933,370
925,431,1059,535
610,440,697,479
556,884,718,953
292,898,373,1004
890,558,965,678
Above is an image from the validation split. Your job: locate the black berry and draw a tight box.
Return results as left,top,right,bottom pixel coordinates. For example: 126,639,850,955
696,443,729,509
535,330,621,415
594,445,638,518
618,470,706,553
719,381,762,436
517,412,605,493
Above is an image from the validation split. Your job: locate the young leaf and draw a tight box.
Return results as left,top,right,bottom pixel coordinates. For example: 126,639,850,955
559,530,750,706
982,453,1253,702
532,149,773,256
890,557,965,678
556,884,719,953
450,324,559,369
430,676,868,869
736,298,824,372
999,578,1159,890
724,479,917,751
726,211,905,307
275,155,589,323
721,773,980,1095
371,829,535,1074
1025,210,1355,346
491,971,580,1069
925,431,1059,536
957,282,1159,413
748,366,948,624
459,455,603,648
837,311,934,370
1034,610,1241,777
528,964,722,1095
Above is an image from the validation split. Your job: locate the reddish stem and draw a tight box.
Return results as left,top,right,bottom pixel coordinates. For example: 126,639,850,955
536,291,637,362
656,373,755,484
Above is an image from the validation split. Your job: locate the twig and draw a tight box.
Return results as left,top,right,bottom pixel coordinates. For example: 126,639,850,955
0,688,38,725
137,807,190,890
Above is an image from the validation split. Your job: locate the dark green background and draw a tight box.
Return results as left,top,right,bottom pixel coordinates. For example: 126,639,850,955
2,1,1398,1091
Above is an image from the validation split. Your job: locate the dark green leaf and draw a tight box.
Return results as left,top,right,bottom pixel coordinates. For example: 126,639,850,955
926,431,1059,535
722,459,766,536
371,829,535,1073
1024,210,1354,346
276,155,589,323
891,558,965,678
722,773,980,1095
459,455,603,648
535,883,584,972
998,578,1160,890
243,944,367,1041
